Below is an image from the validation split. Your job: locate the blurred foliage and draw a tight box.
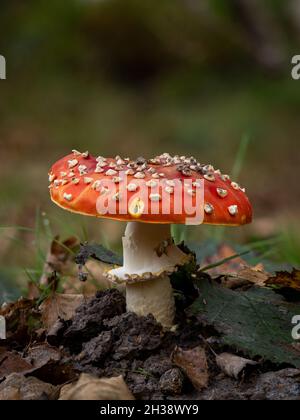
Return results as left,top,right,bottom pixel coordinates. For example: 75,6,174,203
1,0,299,81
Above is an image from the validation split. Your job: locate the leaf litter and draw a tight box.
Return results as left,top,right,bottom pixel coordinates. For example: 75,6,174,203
0,241,300,400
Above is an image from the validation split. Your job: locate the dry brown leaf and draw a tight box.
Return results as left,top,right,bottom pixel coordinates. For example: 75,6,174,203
27,282,41,300
40,236,79,286
221,265,270,289
266,269,300,292
202,245,271,289
0,348,32,380
220,276,252,289
59,373,134,400
24,343,77,386
238,265,270,286
0,373,57,400
39,236,120,296
216,352,258,379
40,293,84,330
0,299,40,346
25,344,61,369
203,244,247,277
172,346,209,390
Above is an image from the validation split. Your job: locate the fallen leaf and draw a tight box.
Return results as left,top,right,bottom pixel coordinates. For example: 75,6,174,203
28,362,77,387
40,293,84,331
24,343,77,385
221,265,270,289
267,269,300,295
59,374,134,400
220,276,252,290
159,368,184,395
0,348,32,380
189,278,300,368
237,265,270,286
216,352,258,379
40,236,79,286
172,346,209,390
25,344,61,369
0,299,41,347
27,282,40,300
0,373,57,400
39,238,122,295
199,244,271,289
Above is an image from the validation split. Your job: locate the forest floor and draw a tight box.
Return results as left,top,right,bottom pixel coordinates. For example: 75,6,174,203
0,242,299,400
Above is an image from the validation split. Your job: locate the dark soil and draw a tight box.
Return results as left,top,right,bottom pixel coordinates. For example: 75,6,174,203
42,289,300,400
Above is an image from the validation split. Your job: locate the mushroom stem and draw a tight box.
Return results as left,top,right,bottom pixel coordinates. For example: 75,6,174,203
108,222,188,329
126,276,175,329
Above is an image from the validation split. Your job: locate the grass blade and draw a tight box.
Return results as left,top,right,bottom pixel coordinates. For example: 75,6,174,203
231,133,251,181
199,236,280,272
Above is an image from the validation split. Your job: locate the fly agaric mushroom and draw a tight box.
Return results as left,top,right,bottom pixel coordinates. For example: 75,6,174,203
49,151,252,328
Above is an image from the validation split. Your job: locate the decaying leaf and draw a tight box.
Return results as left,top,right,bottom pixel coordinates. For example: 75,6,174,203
0,348,32,380
25,344,61,370
235,265,269,286
189,278,300,367
200,244,271,289
216,352,258,379
159,368,184,395
59,374,134,400
24,343,77,386
172,346,209,390
220,265,270,289
40,239,123,295
267,269,300,299
0,373,57,400
40,236,79,286
0,298,41,346
40,293,84,331
27,282,41,300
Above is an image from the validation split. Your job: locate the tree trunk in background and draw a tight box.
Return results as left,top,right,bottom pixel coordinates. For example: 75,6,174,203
287,0,300,40
231,0,286,71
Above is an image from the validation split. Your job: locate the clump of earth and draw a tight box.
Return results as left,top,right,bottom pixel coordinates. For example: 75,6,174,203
1,286,300,400
44,289,300,400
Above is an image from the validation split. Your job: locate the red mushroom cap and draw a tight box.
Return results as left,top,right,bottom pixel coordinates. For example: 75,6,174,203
49,152,252,226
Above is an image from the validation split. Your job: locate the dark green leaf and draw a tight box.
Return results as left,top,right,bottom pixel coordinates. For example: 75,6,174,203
75,243,122,267
188,278,300,367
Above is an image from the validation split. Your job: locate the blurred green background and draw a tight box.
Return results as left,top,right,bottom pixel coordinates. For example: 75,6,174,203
1,0,300,296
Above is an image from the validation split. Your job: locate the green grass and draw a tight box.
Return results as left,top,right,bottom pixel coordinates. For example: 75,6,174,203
231,133,251,181
199,236,281,272
1,211,299,302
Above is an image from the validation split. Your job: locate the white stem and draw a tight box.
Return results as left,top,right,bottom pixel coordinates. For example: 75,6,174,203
126,276,175,329
110,222,187,278
108,222,188,328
